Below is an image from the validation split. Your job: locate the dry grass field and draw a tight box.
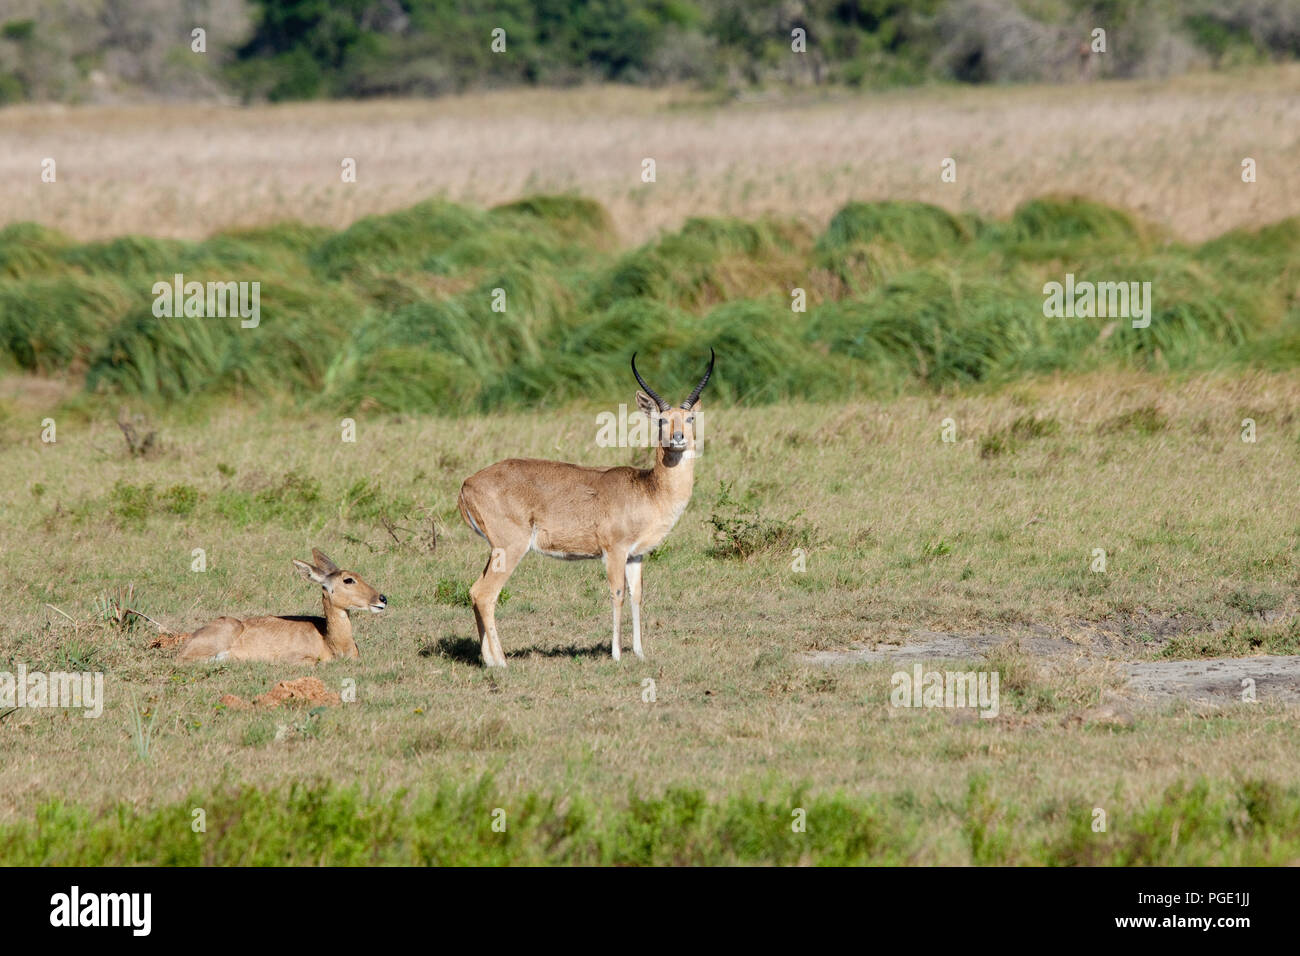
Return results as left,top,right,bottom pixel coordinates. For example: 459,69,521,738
2,370,1299,862
3,67,1299,245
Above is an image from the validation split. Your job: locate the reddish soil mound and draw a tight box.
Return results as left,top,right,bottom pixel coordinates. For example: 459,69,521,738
254,676,340,708
218,677,341,711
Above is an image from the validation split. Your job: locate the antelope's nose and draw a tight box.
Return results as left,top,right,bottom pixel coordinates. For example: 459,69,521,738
672,430,684,443
379,594,388,605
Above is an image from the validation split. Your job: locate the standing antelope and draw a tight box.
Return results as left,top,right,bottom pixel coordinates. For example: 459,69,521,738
458,349,715,667
174,549,387,663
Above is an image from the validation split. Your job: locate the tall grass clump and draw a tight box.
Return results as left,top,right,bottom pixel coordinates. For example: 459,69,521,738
0,277,134,374
311,199,491,278
589,216,808,310
819,200,971,258
813,201,974,296
0,223,73,279
491,195,615,246
996,195,1154,260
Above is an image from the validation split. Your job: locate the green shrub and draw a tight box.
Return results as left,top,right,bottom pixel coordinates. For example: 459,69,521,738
706,481,817,560
161,483,199,515
108,481,156,526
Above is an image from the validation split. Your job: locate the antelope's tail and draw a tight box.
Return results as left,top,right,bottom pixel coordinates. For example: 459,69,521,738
458,483,488,542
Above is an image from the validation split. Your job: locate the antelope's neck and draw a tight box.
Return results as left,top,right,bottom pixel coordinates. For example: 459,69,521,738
321,594,356,658
652,444,697,503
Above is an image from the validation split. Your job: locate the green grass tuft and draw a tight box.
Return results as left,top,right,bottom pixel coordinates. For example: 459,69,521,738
5,776,1300,865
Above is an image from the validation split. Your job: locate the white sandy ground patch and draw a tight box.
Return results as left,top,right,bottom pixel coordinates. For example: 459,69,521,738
1123,657,1300,705
807,628,1300,706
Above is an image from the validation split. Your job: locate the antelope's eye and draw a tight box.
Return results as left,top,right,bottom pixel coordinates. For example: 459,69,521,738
686,416,695,424
344,577,355,584
658,418,667,426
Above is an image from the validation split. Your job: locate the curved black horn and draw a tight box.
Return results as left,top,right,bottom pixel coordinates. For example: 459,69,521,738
681,347,715,409
631,352,669,411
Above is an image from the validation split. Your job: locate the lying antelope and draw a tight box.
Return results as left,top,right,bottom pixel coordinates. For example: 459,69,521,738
175,549,387,664
458,349,714,667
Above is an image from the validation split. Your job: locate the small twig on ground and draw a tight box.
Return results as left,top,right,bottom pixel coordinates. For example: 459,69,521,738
44,603,78,625
380,515,404,547
125,608,174,634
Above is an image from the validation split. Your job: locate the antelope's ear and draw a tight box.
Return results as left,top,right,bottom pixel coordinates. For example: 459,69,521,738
311,549,339,574
635,390,659,419
293,559,329,587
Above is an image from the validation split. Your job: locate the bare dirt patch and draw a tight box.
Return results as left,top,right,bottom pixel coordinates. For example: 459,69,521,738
803,629,1084,664
807,629,1300,706
1125,657,1300,706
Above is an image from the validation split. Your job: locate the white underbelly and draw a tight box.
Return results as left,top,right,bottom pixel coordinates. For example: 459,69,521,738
534,546,599,561
529,528,599,560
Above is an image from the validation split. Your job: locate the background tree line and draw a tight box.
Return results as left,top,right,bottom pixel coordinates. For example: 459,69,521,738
1,0,1298,104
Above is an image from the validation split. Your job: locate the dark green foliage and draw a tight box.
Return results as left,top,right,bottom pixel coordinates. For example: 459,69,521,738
212,1,1300,103
5,1,1300,106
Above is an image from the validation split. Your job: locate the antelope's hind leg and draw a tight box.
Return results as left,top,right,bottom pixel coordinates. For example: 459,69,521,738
470,541,526,667
176,617,244,662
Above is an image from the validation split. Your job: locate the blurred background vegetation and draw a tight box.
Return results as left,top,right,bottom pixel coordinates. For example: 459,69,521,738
3,2,1297,415
2,0,1300,104
3,193,1297,414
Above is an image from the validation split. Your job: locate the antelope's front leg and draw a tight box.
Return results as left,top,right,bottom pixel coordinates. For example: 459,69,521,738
604,549,628,661
625,555,644,660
